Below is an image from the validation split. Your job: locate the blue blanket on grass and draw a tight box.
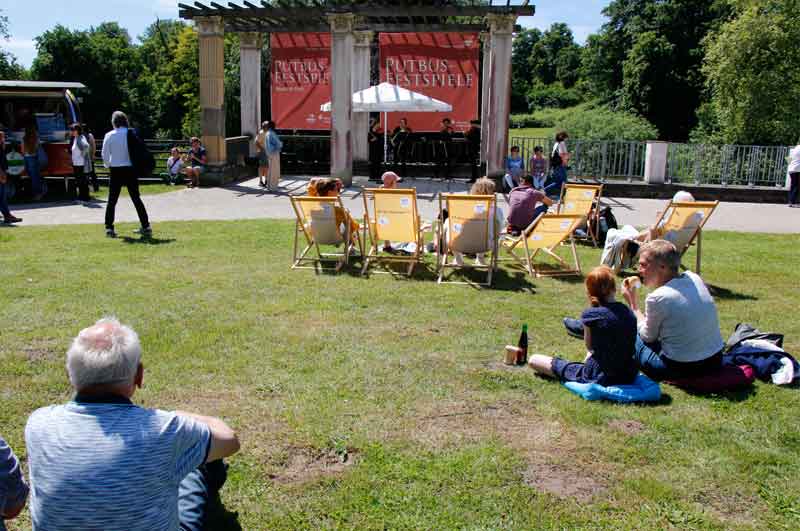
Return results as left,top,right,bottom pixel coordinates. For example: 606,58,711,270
563,373,661,403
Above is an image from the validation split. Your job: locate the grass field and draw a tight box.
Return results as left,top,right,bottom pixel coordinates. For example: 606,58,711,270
1,221,799,530
508,127,556,140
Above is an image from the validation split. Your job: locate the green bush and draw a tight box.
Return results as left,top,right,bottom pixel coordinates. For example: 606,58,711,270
526,82,583,110
509,114,549,129
555,105,658,141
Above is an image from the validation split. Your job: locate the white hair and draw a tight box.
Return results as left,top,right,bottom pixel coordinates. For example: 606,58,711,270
66,317,141,390
672,190,695,202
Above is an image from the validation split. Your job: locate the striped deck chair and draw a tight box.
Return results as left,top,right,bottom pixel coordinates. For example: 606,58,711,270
290,196,361,272
557,183,603,246
437,194,499,287
501,213,585,278
361,188,427,276
651,200,719,273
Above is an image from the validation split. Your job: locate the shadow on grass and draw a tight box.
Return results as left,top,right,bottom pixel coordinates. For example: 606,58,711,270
677,384,757,402
121,236,176,245
707,283,758,301
205,491,242,531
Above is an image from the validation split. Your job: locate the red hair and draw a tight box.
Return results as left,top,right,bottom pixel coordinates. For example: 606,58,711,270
585,265,616,307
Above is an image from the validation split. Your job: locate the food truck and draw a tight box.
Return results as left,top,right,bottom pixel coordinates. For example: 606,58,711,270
0,80,86,179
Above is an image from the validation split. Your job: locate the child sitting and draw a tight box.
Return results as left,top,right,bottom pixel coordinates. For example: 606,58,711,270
380,171,399,252
529,146,548,190
502,146,525,193
528,265,639,386
315,177,360,249
164,147,184,185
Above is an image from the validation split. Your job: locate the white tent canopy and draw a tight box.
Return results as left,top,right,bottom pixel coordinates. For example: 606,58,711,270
321,82,453,165
320,82,452,113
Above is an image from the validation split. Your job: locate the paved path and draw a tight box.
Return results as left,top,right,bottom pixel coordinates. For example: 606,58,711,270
7,175,800,233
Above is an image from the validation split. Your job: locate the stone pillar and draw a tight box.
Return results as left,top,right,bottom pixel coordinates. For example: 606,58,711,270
197,16,226,167
328,13,355,186
479,31,491,168
485,14,516,179
240,32,263,157
644,141,669,184
352,30,373,162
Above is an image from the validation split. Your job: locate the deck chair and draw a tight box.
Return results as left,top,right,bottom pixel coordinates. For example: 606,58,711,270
557,183,603,246
437,194,499,286
290,196,362,272
651,200,719,273
501,213,585,278
361,188,427,276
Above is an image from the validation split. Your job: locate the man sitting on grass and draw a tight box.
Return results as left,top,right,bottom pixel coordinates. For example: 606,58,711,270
566,240,724,381
25,317,240,531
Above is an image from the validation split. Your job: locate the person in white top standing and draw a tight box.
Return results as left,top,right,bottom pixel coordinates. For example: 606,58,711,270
621,239,724,381
101,111,151,238
787,141,800,207
70,124,91,202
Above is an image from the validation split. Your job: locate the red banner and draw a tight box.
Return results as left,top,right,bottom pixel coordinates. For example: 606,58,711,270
380,32,480,133
270,33,331,130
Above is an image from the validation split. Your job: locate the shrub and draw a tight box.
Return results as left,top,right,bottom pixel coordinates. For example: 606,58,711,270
555,105,658,141
526,82,583,110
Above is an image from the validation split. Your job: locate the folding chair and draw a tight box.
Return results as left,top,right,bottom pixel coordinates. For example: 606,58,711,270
361,188,427,276
556,183,603,246
651,200,719,273
501,213,585,278
289,196,361,272
437,194,499,287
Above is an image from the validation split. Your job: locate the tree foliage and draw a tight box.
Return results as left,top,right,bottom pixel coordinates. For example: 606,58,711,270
701,0,800,145
0,8,27,80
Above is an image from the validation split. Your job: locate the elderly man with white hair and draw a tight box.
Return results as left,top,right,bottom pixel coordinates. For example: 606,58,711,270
25,317,240,531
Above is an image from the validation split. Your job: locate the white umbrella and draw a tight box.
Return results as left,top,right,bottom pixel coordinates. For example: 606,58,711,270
321,82,453,162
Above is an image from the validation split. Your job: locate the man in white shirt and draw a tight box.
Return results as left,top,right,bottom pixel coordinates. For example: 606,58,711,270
787,141,800,207
621,240,725,380
101,111,152,238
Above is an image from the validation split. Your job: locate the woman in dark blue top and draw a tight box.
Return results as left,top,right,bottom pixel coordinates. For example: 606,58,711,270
529,265,639,385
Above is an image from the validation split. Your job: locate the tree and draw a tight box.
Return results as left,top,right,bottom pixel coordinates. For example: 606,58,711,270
529,23,581,88
581,0,730,140
701,0,800,145
0,8,27,79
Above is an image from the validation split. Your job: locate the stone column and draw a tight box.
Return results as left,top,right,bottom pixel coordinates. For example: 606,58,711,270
352,30,373,162
485,14,516,179
479,31,491,168
240,32,263,157
328,13,355,186
644,141,669,184
197,16,226,167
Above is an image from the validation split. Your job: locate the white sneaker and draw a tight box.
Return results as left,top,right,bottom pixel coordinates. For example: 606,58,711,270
451,254,464,266
474,256,487,267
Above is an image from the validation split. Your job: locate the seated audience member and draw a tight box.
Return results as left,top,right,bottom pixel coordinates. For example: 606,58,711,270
601,191,696,273
505,174,554,235
503,146,525,193
529,145,548,190
0,434,29,530
0,130,23,224
530,265,639,385
620,240,724,381
183,137,207,188
164,147,185,185
25,317,240,531
380,171,400,252
446,177,504,267
315,177,360,248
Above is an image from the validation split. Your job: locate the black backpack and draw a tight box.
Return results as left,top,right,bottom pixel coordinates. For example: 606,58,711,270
550,147,562,168
127,129,155,177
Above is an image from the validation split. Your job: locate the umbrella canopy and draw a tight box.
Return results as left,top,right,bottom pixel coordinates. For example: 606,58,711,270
320,82,452,113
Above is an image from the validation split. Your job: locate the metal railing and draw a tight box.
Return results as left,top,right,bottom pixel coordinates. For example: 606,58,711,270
666,143,790,187
510,137,647,181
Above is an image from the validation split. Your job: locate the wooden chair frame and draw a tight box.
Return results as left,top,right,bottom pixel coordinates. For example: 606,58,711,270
361,188,427,276
556,183,603,247
290,195,362,272
436,193,499,287
501,213,585,278
650,200,719,273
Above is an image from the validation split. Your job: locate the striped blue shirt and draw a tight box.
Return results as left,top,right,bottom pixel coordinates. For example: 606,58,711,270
25,396,210,531
1,435,29,531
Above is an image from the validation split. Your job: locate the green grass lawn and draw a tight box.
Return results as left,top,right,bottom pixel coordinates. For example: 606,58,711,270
93,181,179,199
1,221,799,530
508,127,556,140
